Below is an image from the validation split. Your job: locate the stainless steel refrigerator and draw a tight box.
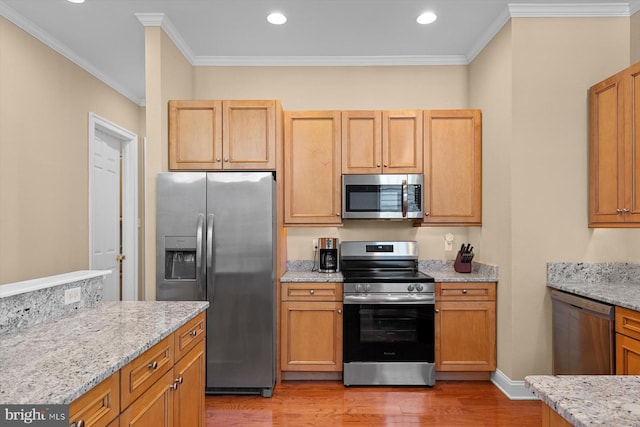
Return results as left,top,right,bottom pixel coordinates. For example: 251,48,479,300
156,171,276,397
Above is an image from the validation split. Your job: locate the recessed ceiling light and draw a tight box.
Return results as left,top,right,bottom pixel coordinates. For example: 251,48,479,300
67,0,85,3
267,12,287,25
417,12,437,25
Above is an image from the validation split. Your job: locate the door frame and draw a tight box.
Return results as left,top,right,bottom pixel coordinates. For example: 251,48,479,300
88,112,139,301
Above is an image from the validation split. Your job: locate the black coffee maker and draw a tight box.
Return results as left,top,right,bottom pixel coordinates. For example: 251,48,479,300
318,237,338,273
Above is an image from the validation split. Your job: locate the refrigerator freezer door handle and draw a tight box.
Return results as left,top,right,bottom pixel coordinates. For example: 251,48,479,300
195,214,205,300
206,213,215,300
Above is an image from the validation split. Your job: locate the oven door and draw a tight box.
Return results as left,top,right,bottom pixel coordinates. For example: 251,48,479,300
342,174,423,219
343,300,434,363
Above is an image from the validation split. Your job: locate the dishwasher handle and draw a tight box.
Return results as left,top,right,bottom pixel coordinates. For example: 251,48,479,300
550,289,614,319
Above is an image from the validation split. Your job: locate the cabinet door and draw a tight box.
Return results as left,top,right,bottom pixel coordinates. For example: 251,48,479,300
173,340,205,427
284,111,342,225
616,333,640,375
435,300,496,371
624,63,640,223
589,72,625,225
281,301,343,371
169,100,223,170
119,370,174,427
222,100,278,170
382,110,423,173
342,111,382,174
423,110,482,225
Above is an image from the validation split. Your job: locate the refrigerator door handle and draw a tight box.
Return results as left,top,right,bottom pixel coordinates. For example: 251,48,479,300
195,213,205,300
206,213,215,300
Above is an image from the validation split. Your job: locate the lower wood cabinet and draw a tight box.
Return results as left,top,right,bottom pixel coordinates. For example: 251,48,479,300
435,282,496,373
542,403,573,427
280,283,343,373
69,312,206,427
615,306,640,375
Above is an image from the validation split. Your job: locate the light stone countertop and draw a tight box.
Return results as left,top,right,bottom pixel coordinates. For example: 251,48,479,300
0,300,208,405
525,375,640,426
281,260,498,283
546,281,640,312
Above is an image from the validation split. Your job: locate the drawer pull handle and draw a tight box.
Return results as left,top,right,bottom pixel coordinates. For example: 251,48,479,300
148,361,158,369
309,289,315,295
462,289,467,294
189,330,197,337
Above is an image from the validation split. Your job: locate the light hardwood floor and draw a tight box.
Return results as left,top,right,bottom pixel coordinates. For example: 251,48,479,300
205,381,541,426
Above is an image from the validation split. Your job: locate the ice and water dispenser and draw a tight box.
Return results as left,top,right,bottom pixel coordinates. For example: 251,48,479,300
164,236,197,280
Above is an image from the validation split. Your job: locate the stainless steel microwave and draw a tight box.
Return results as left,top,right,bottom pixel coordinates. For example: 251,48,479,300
342,174,423,219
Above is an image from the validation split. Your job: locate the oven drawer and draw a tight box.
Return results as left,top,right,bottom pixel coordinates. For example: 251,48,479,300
437,282,496,301
282,282,343,301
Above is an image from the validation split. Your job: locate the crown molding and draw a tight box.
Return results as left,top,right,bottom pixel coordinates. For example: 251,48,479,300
630,0,640,14
466,6,512,63
193,55,468,67
508,2,630,17
0,1,144,106
135,12,194,63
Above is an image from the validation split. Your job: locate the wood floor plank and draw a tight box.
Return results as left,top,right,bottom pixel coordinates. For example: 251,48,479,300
205,381,541,426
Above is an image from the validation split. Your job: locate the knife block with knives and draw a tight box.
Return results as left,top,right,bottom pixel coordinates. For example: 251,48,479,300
454,243,474,273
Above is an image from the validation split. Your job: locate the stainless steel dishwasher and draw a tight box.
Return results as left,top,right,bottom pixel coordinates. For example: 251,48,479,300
551,289,615,375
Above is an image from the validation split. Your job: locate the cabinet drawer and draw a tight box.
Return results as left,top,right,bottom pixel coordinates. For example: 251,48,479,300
437,282,496,301
282,283,343,301
120,335,174,409
69,372,119,427
616,306,640,340
175,312,206,361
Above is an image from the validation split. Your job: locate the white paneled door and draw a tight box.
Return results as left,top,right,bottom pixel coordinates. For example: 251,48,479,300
91,129,121,301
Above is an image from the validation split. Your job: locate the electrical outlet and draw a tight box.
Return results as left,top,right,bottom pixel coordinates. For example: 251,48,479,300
312,239,318,251
444,233,454,252
65,287,81,305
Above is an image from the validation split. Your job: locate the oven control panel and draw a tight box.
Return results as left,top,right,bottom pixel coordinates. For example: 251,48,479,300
345,282,435,294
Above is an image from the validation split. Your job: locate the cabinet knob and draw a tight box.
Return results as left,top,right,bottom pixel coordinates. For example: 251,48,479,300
336,213,340,216
435,309,439,313
71,421,85,427
617,209,623,214
170,383,178,390
623,208,630,213
338,309,342,315
424,212,430,216
462,289,468,294
175,376,184,384
148,361,158,369
384,164,388,167
216,157,221,162
309,289,315,295
189,330,197,337
377,163,381,167
224,158,229,162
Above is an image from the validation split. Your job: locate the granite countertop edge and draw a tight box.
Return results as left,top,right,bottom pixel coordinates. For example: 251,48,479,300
281,269,498,283
547,281,640,312
525,375,640,427
0,300,208,405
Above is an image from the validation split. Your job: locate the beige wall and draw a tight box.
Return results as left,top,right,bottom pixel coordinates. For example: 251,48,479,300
469,21,515,376
471,17,634,380
0,17,144,285
632,11,640,64
142,27,194,300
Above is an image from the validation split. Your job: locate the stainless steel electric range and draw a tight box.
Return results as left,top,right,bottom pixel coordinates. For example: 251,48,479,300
340,241,436,387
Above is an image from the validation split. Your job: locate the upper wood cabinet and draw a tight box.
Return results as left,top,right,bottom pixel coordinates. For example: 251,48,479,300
342,110,423,174
169,100,279,171
589,63,640,227
422,110,482,226
284,111,342,225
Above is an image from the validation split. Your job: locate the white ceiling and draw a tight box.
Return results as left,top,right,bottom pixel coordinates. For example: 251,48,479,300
0,0,637,105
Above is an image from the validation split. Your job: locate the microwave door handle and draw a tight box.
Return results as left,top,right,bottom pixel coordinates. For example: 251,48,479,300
195,214,205,300
206,214,215,301
402,179,408,217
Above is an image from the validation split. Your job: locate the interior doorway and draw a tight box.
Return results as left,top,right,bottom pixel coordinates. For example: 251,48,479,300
89,112,138,301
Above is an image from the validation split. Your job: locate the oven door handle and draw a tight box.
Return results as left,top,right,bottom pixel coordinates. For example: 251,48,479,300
344,294,435,305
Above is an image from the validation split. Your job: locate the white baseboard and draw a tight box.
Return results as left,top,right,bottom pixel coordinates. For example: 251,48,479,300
491,369,538,400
